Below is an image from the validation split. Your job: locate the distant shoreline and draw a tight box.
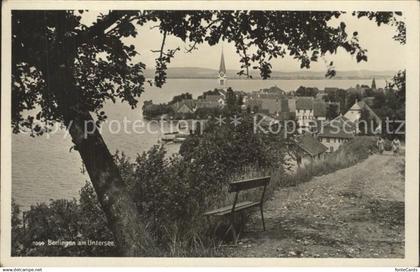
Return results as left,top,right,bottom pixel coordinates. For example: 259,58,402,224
146,76,392,80
143,67,397,81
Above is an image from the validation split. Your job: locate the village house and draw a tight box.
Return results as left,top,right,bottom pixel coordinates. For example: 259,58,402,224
172,99,197,114
259,98,282,114
295,133,328,166
205,94,225,107
245,99,263,113
316,87,339,101
244,88,294,120
317,115,356,153
254,112,280,127
172,93,226,115
344,99,382,133
295,97,327,133
259,85,286,96
288,98,296,115
347,80,378,97
195,99,220,109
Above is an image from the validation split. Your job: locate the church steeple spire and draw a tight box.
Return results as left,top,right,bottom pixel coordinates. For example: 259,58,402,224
218,47,227,86
219,49,226,75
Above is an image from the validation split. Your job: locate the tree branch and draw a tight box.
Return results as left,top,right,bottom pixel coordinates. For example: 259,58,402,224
72,11,129,47
185,18,222,53
151,30,167,59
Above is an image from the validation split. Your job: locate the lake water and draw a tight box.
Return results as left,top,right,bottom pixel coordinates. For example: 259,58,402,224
12,78,386,209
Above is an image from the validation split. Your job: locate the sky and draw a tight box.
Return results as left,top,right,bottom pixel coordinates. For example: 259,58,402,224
81,11,406,72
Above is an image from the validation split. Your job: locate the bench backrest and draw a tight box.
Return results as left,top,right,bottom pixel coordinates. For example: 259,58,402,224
228,176,270,193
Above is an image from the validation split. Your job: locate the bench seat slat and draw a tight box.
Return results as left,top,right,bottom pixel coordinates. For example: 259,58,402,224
229,176,270,192
204,201,260,216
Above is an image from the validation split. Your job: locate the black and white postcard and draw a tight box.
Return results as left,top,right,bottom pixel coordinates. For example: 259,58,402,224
1,0,419,267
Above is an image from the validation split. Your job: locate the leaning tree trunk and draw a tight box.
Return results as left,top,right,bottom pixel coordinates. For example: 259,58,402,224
42,22,156,257
48,65,156,256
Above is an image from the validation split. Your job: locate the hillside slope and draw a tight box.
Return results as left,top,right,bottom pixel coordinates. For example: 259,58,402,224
222,153,405,258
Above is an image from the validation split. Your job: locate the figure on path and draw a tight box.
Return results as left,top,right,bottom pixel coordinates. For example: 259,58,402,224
391,138,401,155
376,137,385,154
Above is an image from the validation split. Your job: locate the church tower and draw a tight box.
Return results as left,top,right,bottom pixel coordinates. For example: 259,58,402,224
218,49,227,86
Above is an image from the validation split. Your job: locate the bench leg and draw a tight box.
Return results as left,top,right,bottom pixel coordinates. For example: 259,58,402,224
230,213,240,245
231,223,238,245
260,205,266,231
219,224,231,246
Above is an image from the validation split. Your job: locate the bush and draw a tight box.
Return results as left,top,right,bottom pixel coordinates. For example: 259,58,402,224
12,183,116,256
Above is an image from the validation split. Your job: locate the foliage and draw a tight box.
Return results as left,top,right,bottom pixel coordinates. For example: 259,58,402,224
371,70,405,139
181,115,290,171
11,200,23,255
125,116,290,251
358,108,378,135
12,11,147,134
12,183,117,256
352,11,405,44
169,92,193,105
197,89,222,99
326,103,340,120
320,70,405,138
142,102,174,119
194,107,222,119
336,89,348,114
224,87,242,114
295,86,318,97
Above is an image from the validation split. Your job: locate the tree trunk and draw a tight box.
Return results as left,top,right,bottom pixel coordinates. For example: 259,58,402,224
42,17,156,256
48,66,156,256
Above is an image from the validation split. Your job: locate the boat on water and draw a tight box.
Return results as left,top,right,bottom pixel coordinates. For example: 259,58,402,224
160,131,189,143
161,131,179,142
173,135,188,143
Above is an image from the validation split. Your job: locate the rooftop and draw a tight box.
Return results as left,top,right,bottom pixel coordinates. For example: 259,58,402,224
296,134,328,157
296,97,314,110
313,101,327,117
318,124,355,139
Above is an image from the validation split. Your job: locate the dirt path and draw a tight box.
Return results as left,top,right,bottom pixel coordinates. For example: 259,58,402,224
222,153,405,258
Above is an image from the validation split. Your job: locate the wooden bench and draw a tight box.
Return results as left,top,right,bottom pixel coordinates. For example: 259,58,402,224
204,176,270,244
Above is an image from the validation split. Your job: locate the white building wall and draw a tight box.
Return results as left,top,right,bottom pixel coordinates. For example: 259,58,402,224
344,110,361,123
296,109,315,133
